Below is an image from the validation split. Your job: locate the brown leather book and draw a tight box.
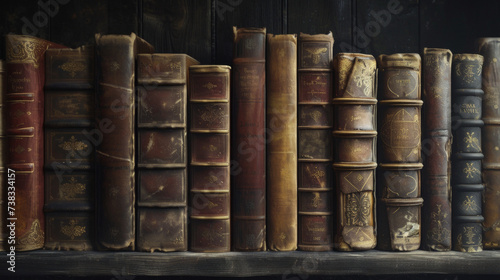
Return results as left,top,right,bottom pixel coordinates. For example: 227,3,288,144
95,33,154,250
5,35,65,251
189,65,231,252
477,38,500,249
332,53,377,251
421,48,453,251
297,32,334,251
266,34,297,251
451,53,484,252
44,46,95,250
377,53,423,251
0,60,5,251
136,54,199,252
231,27,267,252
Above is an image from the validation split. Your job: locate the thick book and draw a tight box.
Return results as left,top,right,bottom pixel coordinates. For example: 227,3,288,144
377,53,423,251
5,35,65,251
95,33,154,251
0,60,5,250
421,48,453,251
231,26,267,251
136,54,199,252
451,53,484,253
332,53,377,251
44,46,95,250
266,34,298,251
189,65,231,252
477,38,500,249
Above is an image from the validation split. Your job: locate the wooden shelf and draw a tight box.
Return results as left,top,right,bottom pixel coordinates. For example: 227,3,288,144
1,250,500,276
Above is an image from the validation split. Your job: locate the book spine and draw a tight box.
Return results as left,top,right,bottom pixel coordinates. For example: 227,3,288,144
189,65,231,252
297,32,334,251
266,34,298,251
95,33,153,250
136,54,199,252
477,38,500,249
5,35,65,251
231,27,267,251
332,53,377,251
377,53,423,251
451,54,484,252
0,60,5,250
43,46,95,250
421,48,453,251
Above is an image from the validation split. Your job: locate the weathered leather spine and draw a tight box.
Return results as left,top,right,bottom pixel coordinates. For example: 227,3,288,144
0,60,5,250
95,33,154,250
136,54,199,252
421,48,453,251
5,35,65,251
44,46,95,250
297,32,334,251
189,65,231,252
377,53,423,251
231,27,267,251
477,38,500,249
332,53,377,251
266,34,297,251
451,53,484,252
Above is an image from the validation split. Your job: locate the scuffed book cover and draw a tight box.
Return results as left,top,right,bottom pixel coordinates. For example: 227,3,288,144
95,33,154,251
332,53,377,251
231,26,267,251
189,65,231,252
297,32,334,251
5,34,65,251
44,46,95,251
136,54,199,252
421,48,453,251
377,53,423,251
266,34,298,251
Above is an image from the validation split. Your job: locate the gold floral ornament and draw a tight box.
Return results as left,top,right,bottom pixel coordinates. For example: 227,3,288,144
6,37,49,68
305,47,327,64
61,220,86,240
58,136,88,157
203,82,217,91
463,162,480,179
59,61,86,77
60,177,86,199
464,132,481,151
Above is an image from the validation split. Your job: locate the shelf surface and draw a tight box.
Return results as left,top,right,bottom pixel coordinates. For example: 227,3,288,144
1,250,500,276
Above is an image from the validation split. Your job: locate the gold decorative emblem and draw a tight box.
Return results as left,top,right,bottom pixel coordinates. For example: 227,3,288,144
6,37,50,68
305,47,327,64
345,192,371,226
455,62,482,84
464,132,481,151
109,61,120,72
208,144,218,152
199,106,224,125
463,162,480,179
309,110,322,123
428,204,450,243
344,171,372,192
18,219,44,247
464,226,477,245
61,219,86,240
58,136,88,157
463,196,479,212
59,61,86,77
60,177,86,199
380,109,421,160
311,192,322,208
203,82,217,90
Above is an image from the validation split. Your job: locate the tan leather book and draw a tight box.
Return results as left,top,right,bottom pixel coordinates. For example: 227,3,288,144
332,53,377,251
266,34,297,251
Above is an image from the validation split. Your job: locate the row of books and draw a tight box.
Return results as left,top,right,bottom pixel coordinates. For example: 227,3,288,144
1,29,499,253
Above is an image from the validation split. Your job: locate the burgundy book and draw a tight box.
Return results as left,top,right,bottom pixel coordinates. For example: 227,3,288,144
95,33,154,250
189,65,231,252
5,35,65,251
231,26,267,251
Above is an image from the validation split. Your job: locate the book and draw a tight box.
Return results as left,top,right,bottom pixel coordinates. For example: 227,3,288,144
421,48,453,251
332,53,377,251
0,60,5,251
189,65,231,252
231,26,267,251
136,54,199,252
94,33,154,250
377,53,423,251
451,53,484,253
477,38,500,249
5,34,65,251
266,34,298,251
43,46,95,250
297,32,334,251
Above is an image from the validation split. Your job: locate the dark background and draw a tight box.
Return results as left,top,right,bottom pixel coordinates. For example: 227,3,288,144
2,0,500,279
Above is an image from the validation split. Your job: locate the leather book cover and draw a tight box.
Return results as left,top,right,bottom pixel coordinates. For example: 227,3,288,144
44,46,95,250
332,53,377,251
5,34,65,251
266,34,297,251
477,38,500,249
421,48,453,251
377,53,423,251
136,54,199,252
297,32,334,251
95,33,154,251
451,53,484,252
189,65,231,252
0,60,5,250
231,27,267,251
